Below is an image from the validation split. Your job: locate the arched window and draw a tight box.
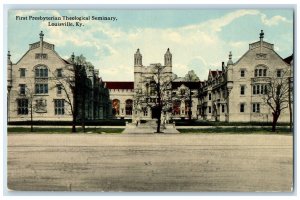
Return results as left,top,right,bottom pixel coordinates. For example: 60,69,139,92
125,99,133,115
145,83,149,96
112,99,120,116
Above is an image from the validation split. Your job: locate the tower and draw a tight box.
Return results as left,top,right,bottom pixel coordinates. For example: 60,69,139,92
134,48,142,66
164,48,172,78
164,48,172,67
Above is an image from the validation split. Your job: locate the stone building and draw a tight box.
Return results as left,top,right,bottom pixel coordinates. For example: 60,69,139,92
198,30,292,123
7,31,111,123
106,49,200,121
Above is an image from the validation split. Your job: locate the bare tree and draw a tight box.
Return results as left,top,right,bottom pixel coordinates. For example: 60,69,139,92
18,81,46,132
134,64,172,133
50,54,95,133
263,69,291,132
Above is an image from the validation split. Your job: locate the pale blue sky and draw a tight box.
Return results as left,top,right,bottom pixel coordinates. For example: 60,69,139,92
8,9,293,81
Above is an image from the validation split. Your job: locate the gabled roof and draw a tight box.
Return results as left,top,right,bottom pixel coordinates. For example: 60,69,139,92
208,70,222,80
172,81,200,90
105,81,134,89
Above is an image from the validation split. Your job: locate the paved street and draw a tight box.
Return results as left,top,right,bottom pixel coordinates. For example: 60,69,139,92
7,133,293,192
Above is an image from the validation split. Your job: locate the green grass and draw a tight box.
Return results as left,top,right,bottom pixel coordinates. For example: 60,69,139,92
177,127,292,134
7,127,124,134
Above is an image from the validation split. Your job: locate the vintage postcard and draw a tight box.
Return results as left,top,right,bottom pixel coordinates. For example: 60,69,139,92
6,8,294,192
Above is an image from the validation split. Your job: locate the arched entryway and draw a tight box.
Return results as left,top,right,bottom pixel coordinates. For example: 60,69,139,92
112,99,120,116
125,99,133,115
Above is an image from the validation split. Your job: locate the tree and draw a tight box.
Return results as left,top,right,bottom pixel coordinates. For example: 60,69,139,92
181,70,200,120
263,69,291,132
52,54,93,133
18,81,46,132
134,64,173,133
184,70,200,82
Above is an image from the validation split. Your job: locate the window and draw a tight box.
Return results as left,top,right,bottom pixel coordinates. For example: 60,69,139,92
240,70,245,77
57,69,63,78
240,104,245,112
17,99,28,115
35,66,48,78
54,99,65,115
240,85,245,95
252,103,260,113
35,84,48,94
208,93,211,100
208,106,211,113
20,68,26,77
263,69,267,76
143,108,148,116
57,84,62,95
277,69,282,77
253,84,267,95
255,67,267,77
222,105,225,113
125,99,133,115
259,69,262,77
19,84,26,95
35,53,48,59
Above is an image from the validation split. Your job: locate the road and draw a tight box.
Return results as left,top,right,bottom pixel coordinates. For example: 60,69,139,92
7,133,293,192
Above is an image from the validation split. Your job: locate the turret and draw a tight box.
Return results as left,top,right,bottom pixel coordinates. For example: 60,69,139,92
226,51,234,90
134,48,142,66
164,48,172,67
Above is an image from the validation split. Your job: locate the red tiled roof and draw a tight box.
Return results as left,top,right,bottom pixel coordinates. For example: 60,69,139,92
105,81,134,89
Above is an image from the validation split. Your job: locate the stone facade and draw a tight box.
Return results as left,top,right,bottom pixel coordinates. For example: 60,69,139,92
198,30,292,123
7,31,111,122
106,49,200,121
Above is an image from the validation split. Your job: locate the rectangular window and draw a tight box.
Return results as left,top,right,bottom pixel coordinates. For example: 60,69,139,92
17,99,28,115
57,84,62,95
240,70,245,77
263,69,267,77
259,69,262,76
57,69,63,78
35,68,48,78
277,69,282,77
19,84,26,95
54,99,65,115
240,85,245,95
260,85,264,94
35,84,48,94
252,103,260,113
208,93,211,100
240,104,245,112
253,85,256,95
208,106,211,113
222,105,225,113
254,69,258,77
20,68,26,77
35,53,48,59
256,85,260,95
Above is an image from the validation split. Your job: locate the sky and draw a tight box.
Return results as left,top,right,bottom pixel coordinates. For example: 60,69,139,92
7,9,294,81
